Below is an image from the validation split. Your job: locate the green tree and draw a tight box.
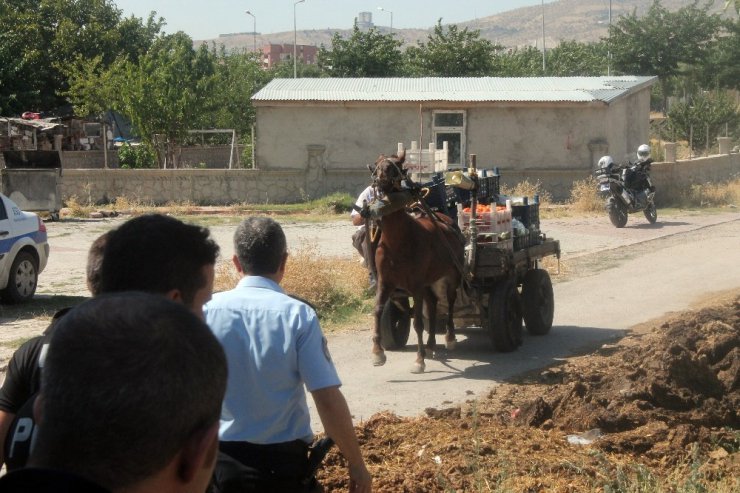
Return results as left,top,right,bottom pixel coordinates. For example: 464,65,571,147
405,20,497,76
696,17,740,90
0,0,162,114
546,41,607,76
317,26,403,77
116,32,217,168
608,0,720,109
667,91,739,150
205,47,271,148
491,46,544,76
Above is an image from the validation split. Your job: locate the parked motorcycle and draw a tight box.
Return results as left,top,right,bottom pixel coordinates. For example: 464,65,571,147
595,155,657,228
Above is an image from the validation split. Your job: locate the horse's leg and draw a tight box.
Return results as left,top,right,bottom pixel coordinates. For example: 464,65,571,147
372,283,391,366
411,292,426,374
424,287,438,358
445,281,458,351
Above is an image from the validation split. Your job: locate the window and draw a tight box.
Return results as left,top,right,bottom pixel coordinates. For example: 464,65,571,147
433,110,466,167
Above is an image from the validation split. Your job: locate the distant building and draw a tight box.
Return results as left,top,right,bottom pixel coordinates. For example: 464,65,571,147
355,12,374,30
259,44,317,69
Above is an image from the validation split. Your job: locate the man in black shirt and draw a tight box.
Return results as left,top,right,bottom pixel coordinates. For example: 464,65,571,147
0,292,228,493
0,214,220,470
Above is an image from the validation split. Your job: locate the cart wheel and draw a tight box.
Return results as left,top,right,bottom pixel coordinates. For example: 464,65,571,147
487,280,522,352
380,297,411,350
522,269,554,335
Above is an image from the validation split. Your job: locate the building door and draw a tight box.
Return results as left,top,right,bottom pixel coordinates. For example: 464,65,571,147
433,110,466,168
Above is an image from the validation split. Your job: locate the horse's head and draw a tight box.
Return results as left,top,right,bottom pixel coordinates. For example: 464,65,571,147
370,149,407,194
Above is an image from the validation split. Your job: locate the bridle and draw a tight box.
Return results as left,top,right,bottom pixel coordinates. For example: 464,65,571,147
371,156,405,194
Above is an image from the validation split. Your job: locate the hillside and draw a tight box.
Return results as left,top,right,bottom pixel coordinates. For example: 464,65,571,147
197,0,730,52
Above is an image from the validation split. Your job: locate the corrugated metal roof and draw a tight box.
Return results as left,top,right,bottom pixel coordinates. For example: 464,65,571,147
252,76,657,104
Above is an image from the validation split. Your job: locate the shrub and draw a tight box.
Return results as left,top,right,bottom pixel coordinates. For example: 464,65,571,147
569,176,603,213
500,178,552,205
118,142,156,169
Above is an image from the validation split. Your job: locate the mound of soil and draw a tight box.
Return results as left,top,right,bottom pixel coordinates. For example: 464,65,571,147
318,294,740,491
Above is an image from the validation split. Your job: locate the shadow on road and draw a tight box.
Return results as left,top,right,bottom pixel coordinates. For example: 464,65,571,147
628,221,690,229
387,324,624,384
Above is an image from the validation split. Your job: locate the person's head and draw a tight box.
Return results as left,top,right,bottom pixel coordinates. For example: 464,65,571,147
99,214,220,318
233,216,287,278
86,231,110,296
31,292,227,493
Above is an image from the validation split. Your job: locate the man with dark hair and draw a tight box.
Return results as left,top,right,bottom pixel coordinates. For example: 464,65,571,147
0,214,220,469
0,292,228,493
100,214,220,317
205,216,372,493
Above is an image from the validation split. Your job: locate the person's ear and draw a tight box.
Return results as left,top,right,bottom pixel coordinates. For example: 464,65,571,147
232,255,245,274
165,289,183,304
176,422,220,483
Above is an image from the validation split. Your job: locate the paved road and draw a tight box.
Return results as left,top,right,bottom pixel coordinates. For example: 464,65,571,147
313,212,740,430
23,209,740,432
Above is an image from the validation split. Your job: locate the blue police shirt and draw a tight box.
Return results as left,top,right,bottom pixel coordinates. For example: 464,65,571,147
204,276,340,444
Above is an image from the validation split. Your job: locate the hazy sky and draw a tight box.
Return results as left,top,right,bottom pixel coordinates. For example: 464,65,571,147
114,1,555,40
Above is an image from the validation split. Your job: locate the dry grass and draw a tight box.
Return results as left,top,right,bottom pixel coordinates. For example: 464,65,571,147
500,178,552,205
213,243,370,327
568,175,604,213
683,178,740,208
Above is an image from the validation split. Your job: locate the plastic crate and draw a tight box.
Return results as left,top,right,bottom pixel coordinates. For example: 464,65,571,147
513,231,541,251
477,175,500,204
420,174,448,213
511,203,540,230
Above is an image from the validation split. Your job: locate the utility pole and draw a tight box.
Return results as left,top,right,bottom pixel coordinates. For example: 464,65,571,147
293,0,305,78
541,0,546,73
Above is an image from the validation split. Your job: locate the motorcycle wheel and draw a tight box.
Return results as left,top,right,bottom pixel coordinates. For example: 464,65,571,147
643,202,657,224
607,199,628,228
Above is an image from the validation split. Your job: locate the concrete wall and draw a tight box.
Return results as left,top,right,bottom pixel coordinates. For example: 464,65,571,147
58,168,370,206
254,87,653,173
651,153,739,206
55,152,737,206
61,145,245,170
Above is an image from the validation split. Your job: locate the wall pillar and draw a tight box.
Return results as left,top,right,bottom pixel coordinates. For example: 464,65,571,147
663,142,677,163
306,144,327,198
717,137,731,155
588,139,609,168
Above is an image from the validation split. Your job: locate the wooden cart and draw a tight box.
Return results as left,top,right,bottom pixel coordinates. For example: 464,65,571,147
379,157,561,353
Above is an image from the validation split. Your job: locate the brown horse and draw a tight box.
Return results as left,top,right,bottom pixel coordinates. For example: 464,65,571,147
368,150,465,373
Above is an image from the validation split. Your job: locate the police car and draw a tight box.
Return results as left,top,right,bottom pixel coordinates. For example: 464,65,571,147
0,193,49,302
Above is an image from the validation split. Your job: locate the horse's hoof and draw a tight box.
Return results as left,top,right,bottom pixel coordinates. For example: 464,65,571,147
373,352,387,366
411,361,425,374
446,339,457,351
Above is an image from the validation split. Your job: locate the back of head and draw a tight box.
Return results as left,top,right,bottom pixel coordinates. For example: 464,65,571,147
86,231,110,296
99,214,219,305
32,292,227,490
233,216,286,276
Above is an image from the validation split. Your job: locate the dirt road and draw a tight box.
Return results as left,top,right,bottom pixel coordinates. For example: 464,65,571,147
3,210,739,433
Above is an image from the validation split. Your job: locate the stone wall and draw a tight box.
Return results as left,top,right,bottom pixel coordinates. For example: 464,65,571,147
56,152,738,206
61,145,245,170
59,168,370,205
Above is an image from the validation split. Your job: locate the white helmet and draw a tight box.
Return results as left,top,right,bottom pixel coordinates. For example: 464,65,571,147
637,144,650,162
598,155,615,170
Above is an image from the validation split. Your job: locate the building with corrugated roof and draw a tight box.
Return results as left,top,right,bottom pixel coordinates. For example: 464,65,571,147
251,76,657,199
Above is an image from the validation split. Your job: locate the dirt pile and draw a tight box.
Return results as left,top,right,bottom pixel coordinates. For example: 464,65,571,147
318,294,739,492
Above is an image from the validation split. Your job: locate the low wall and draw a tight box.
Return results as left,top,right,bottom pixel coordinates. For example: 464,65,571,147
59,168,370,205
57,153,738,206
651,154,739,205
61,145,245,170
